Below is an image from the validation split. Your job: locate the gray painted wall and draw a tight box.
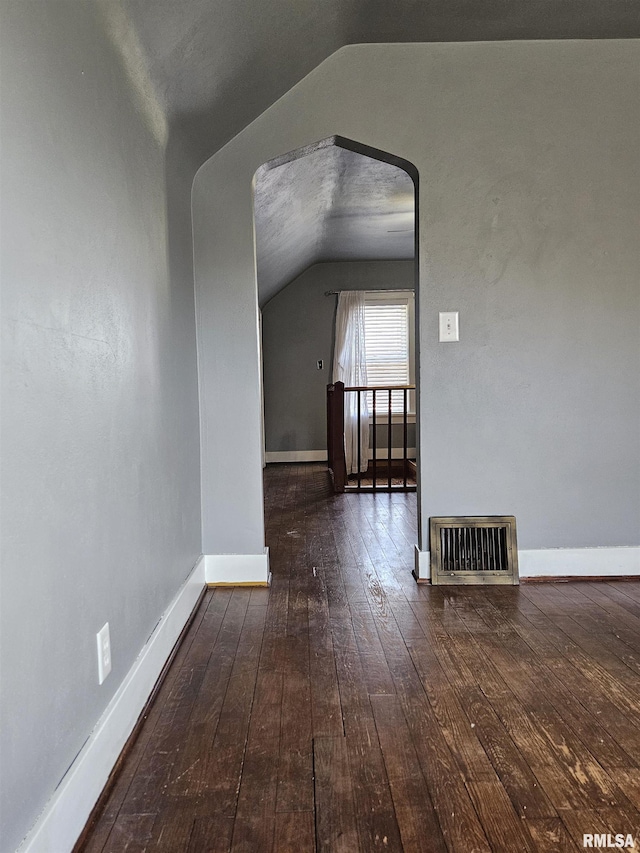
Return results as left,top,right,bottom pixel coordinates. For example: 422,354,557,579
262,260,415,453
0,4,201,849
193,41,640,556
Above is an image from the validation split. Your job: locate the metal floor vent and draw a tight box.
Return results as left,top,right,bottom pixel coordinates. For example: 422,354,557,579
429,516,519,585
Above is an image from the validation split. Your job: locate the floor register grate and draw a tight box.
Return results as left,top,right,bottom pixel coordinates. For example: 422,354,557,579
429,516,519,585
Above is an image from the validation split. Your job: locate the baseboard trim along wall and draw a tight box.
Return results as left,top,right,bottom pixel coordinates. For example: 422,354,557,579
17,556,207,853
265,449,417,464
414,545,431,581
518,546,640,578
265,450,327,463
205,548,271,585
413,546,640,583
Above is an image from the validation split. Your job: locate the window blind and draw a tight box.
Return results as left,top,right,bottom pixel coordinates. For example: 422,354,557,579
364,301,410,413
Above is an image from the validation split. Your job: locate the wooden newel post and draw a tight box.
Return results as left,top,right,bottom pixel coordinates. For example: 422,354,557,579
327,381,347,493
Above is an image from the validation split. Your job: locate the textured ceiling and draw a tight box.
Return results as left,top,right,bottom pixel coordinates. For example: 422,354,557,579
119,0,639,298
123,0,640,164
254,141,415,305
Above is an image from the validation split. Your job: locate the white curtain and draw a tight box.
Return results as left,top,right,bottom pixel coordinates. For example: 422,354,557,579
333,291,369,474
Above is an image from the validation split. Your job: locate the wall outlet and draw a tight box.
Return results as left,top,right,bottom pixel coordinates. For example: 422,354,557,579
316,359,323,370
96,622,112,685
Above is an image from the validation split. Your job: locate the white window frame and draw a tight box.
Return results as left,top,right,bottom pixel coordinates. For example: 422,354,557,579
364,290,416,423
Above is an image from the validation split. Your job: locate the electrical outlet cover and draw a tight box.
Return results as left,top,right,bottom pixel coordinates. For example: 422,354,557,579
97,622,112,685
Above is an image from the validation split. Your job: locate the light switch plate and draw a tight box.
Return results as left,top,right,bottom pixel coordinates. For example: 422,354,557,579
439,311,459,342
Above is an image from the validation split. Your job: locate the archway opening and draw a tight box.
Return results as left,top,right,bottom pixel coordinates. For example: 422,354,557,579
254,136,421,581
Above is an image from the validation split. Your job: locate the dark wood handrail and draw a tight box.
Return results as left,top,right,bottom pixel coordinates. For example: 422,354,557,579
343,384,415,392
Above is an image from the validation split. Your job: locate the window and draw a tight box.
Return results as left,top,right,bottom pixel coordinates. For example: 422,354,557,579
364,290,415,416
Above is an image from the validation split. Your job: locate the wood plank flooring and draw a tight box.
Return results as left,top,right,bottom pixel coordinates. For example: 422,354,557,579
79,463,640,852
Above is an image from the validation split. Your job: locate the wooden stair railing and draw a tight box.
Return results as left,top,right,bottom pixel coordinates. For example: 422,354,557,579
327,382,416,493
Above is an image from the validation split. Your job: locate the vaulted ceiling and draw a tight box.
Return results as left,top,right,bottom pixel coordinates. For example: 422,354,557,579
254,141,415,305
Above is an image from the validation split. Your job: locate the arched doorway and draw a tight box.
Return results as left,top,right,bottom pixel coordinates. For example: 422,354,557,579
254,136,421,583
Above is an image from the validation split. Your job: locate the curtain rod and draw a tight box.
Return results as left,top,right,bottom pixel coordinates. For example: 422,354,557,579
324,288,413,296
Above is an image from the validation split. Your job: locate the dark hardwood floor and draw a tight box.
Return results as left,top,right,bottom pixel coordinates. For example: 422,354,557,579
79,463,640,852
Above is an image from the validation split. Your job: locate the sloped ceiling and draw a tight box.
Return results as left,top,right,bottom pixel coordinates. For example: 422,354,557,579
122,0,640,164
254,142,415,306
120,0,639,298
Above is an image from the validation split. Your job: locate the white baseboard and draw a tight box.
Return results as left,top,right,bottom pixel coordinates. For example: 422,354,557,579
414,546,431,581
205,548,271,585
519,546,640,578
17,556,206,853
264,448,417,464
265,450,327,463
413,545,640,584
